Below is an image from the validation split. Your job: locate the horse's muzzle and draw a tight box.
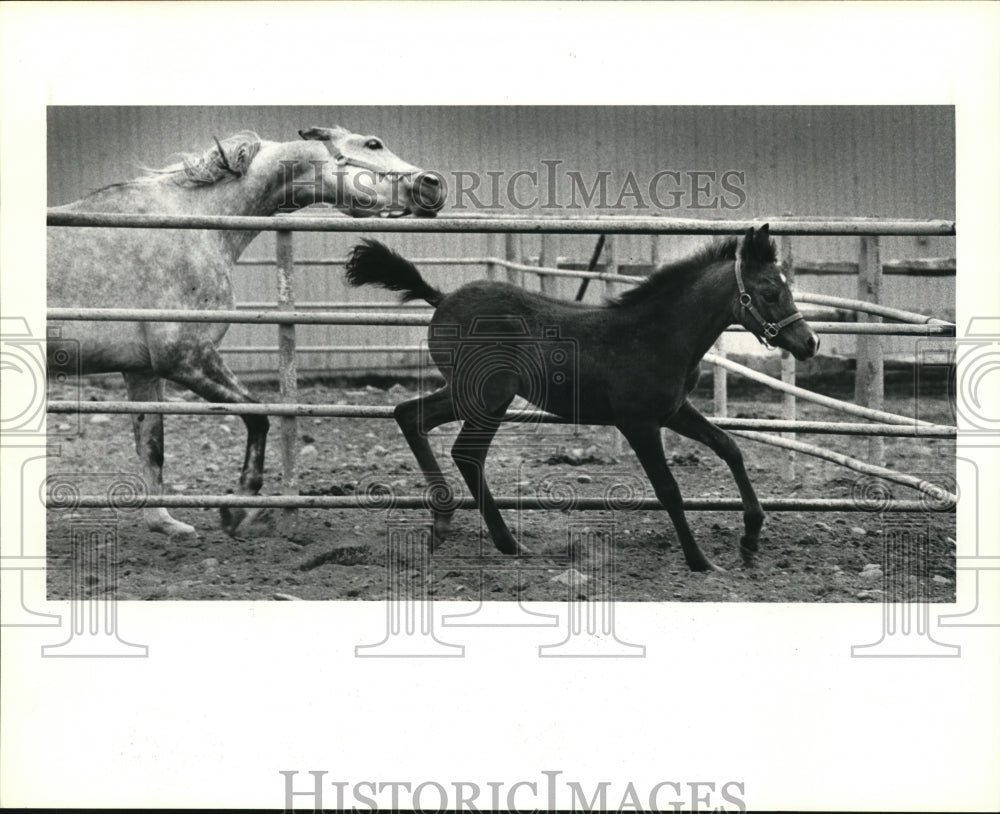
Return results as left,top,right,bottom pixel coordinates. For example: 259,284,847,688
408,171,445,217
790,330,820,361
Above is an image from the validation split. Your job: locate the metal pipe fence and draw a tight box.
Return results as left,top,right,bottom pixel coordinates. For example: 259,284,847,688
46,212,957,519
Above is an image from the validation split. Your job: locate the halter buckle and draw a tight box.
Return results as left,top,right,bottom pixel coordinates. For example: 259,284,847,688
739,292,753,307
764,323,780,338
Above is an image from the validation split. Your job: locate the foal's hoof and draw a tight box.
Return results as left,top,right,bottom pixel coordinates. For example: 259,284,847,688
739,535,759,566
689,558,724,573
496,536,532,557
432,514,452,543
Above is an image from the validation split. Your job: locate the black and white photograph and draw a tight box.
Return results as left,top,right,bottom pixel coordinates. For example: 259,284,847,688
2,3,998,812
42,104,957,603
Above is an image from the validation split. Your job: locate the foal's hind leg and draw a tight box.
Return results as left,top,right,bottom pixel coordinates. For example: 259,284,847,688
122,371,197,541
153,347,269,537
451,405,528,556
393,387,459,543
618,420,717,571
665,401,764,563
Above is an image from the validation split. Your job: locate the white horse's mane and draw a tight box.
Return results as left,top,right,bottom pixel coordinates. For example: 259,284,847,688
139,131,263,187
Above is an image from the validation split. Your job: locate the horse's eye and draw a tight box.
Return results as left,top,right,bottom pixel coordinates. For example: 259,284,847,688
762,289,780,304
365,139,383,150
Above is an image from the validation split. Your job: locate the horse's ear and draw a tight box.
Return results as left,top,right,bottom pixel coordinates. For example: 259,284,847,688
740,227,755,256
299,127,332,141
756,223,771,247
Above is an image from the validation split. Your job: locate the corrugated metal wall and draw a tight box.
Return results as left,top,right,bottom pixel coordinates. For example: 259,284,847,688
47,106,955,370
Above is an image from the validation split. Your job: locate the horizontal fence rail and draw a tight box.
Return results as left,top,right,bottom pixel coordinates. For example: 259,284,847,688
49,495,946,513
47,400,956,437
46,211,957,523
47,212,957,236
45,307,955,335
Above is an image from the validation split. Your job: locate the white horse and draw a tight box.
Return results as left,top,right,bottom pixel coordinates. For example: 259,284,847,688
48,126,444,539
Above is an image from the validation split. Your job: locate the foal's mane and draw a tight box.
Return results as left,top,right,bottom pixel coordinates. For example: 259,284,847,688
86,131,263,196
611,235,776,308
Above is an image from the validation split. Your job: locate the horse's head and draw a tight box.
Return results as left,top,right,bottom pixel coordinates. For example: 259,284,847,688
734,225,820,361
296,126,444,217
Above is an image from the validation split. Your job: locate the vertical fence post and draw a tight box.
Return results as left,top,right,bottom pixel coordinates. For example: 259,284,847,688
505,232,520,286
276,230,298,536
650,233,664,269
485,233,499,281
603,234,617,300
604,235,623,455
855,235,885,467
539,233,556,296
712,343,728,418
780,231,796,480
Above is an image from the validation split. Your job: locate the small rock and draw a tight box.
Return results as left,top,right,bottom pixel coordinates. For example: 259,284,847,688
369,445,388,456
813,521,832,533
850,526,867,537
364,384,384,393
797,534,820,546
932,574,951,585
861,567,883,581
89,414,111,425
219,424,232,435
205,463,219,473
517,480,532,490
201,558,219,569
577,474,593,484
388,383,409,395
550,568,589,586
201,440,217,452
300,444,318,459
273,592,302,601
56,422,72,431
170,484,188,492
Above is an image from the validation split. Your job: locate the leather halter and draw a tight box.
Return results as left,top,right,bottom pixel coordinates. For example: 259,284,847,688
734,252,804,348
317,139,418,217
319,139,408,177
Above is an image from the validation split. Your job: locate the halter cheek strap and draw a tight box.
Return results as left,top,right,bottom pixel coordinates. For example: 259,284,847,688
734,253,804,348
320,139,407,177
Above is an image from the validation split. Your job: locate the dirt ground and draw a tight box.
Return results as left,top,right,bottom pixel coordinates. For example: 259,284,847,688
46,377,956,603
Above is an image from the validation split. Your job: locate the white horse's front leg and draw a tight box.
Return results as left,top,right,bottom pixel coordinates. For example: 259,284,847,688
123,371,197,541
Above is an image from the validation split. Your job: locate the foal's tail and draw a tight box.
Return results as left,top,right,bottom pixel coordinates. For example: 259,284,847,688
345,239,445,307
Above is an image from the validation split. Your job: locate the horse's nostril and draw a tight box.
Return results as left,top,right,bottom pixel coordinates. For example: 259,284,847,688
411,171,445,212
808,334,820,355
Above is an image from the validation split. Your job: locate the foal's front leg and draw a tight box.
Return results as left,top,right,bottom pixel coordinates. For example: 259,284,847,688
618,420,717,571
664,400,764,563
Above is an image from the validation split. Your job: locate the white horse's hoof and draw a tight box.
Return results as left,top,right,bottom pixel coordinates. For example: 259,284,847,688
165,523,198,543
220,506,274,538
144,510,197,542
